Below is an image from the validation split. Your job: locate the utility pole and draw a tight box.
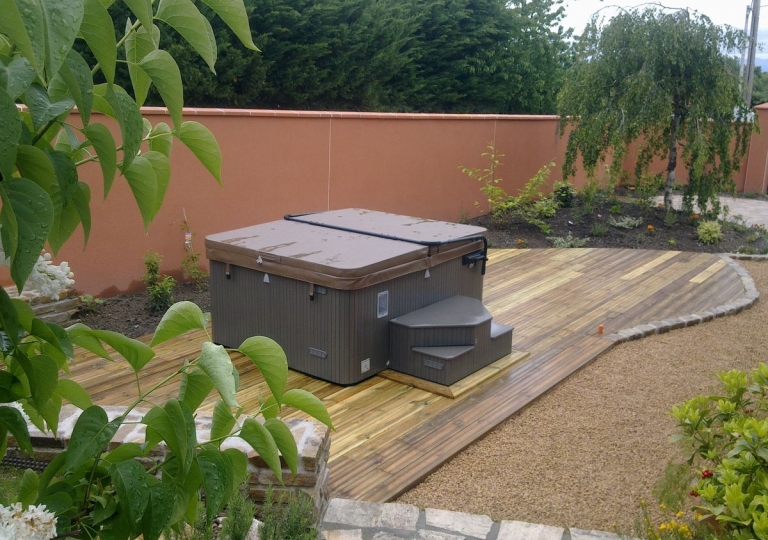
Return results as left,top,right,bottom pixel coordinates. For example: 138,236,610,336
740,4,752,86
744,0,761,106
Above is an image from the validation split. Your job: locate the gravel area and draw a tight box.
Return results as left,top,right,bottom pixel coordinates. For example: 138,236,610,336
397,260,768,533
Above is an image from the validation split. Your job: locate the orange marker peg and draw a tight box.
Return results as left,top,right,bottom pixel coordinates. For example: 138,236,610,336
597,324,604,335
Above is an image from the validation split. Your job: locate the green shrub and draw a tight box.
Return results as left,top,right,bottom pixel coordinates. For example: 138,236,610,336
664,212,678,227
143,251,176,312
496,162,556,233
609,203,623,214
668,238,677,248
591,223,607,237
181,214,210,289
553,180,577,208
609,216,644,229
77,294,104,315
460,143,508,220
635,173,664,209
259,487,318,540
533,197,559,218
219,484,257,540
696,221,723,244
671,364,768,539
546,232,589,248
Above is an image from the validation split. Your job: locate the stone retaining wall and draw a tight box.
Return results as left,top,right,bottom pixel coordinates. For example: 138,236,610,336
6,405,331,514
4,287,80,327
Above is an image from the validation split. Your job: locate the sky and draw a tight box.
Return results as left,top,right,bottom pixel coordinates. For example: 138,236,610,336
559,0,768,61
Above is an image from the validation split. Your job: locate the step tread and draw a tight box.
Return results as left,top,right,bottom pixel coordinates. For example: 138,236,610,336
411,344,475,361
390,295,491,329
490,321,514,340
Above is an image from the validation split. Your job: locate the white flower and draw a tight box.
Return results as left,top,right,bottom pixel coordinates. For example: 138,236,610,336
0,241,75,300
0,503,57,540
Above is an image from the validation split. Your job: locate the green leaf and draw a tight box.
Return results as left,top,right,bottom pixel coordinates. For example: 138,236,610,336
24,83,74,130
0,287,20,347
73,181,91,246
0,372,25,402
46,321,73,358
155,0,217,73
138,50,183,128
210,399,235,444
283,389,333,429
15,145,55,191
151,301,206,347
198,342,239,408
177,121,221,184
0,406,32,456
238,336,288,403
141,482,175,540
56,379,93,409
47,149,78,206
65,405,120,471
68,323,112,360
92,83,116,118
38,394,62,435
18,469,39,506
198,449,233,523
200,0,258,51
239,418,281,481
122,154,157,230
28,354,58,409
84,123,117,197
11,298,33,333
260,395,279,420
144,151,170,218
264,418,298,476
57,50,94,126
102,442,144,465
2,55,36,99
40,0,83,81
143,400,196,475
125,21,159,107
179,368,214,411
123,0,154,33
111,459,149,532
81,0,116,84
148,122,173,158
0,186,18,282
48,184,82,255
0,0,44,78
111,88,143,171
0,87,20,179
89,328,155,372
3,177,54,290
222,447,248,491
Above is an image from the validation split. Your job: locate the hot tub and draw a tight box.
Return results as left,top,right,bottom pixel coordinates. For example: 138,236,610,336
205,209,490,384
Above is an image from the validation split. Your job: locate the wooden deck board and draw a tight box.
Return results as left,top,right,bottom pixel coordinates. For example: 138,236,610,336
68,249,748,503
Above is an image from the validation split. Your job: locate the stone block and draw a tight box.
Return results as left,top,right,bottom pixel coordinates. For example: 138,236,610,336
498,520,565,540
569,528,623,540
323,530,363,540
418,531,465,540
635,324,657,336
425,508,493,538
324,499,419,531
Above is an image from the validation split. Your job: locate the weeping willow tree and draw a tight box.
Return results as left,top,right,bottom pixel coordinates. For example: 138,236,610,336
557,8,755,214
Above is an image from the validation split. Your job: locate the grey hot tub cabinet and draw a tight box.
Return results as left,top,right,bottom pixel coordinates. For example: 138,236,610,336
206,209,512,385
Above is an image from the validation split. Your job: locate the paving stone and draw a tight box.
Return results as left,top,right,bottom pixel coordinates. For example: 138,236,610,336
372,533,411,540
635,324,657,336
497,520,565,540
569,528,624,540
323,529,364,540
324,499,419,531
418,530,466,540
425,508,493,539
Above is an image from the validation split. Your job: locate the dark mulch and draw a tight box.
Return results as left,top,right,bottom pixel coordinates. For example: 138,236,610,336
76,192,768,338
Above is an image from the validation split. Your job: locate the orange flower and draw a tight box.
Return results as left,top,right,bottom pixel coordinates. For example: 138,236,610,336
647,224,655,233
690,214,700,220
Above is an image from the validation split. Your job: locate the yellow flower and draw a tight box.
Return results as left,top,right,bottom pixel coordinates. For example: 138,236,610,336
659,524,668,531
675,511,684,519
659,503,667,510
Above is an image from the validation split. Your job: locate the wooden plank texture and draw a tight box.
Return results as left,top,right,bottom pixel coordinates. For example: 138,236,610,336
67,249,748,504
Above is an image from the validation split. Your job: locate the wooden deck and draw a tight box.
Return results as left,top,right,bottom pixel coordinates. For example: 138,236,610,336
67,249,748,502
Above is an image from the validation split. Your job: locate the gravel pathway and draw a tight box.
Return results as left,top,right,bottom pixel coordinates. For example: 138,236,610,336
397,259,768,533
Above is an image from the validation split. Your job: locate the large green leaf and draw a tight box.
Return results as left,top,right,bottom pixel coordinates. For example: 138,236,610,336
210,399,235,444
0,187,18,288
72,181,92,246
3,177,54,291
197,449,233,524
28,354,58,409
0,0,44,78
123,0,153,32
264,418,298,476
111,459,149,533
81,0,116,84
0,372,25,402
37,394,62,435
47,149,78,206
0,87,20,179
39,0,83,82
56,379,93,410
238,336,288,403
68,323,112,360
48,184,82,254
282,389,333,429
102,442,144,465
222,447,247,492
56,50,94,126
0,287,20,348
122,154,157,230
64,405,120,471
89,328,155,372
0,406,32,456
125,22,160,107
144,151,170,219
111,88,143,171
91,83,116,118
141,482,175,540
143,400,196,475
177,121,221,183
24,83,75,130
151,301,206,347
18,469,39,507
198,342,239,408
239,418,281,481
2,55,36,99
84,123,117,197
15,145,55,191
148,122,173,158
200,0,258,51
138,50,183,128
156,0,217,72
178,368,213,411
